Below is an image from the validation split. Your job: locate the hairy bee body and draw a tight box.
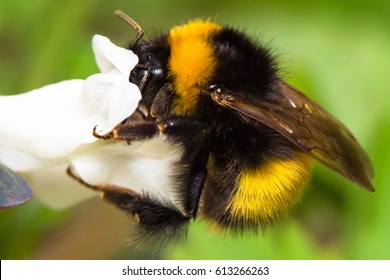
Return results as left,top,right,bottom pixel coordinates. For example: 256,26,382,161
72,16,373,247
129,21,314,229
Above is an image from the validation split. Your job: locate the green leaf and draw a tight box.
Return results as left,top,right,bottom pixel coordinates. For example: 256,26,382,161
0,163,32,209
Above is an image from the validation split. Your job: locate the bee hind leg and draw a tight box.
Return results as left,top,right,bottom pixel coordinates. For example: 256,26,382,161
100,185,191,250
66,165,100,191
67,165,190,249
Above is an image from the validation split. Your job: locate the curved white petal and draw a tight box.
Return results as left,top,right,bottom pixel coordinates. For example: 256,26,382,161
0,147,63,172
0,34,143,209
71,138,183,206
0,80,88,159
81,71,141,134
24,164,97,209
92,35,139,77
0,73,140,167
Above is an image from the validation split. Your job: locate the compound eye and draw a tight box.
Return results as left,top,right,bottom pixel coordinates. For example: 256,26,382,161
129,65,149,89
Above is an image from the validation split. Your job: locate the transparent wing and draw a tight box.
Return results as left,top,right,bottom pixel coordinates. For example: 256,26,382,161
211,80,374,191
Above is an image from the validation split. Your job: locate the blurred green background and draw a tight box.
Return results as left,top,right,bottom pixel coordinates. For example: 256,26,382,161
0,0,389,259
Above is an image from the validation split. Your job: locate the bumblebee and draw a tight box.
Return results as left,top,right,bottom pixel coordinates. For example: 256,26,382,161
69,11,374,247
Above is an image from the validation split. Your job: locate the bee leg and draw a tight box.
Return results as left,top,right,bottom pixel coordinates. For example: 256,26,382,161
156,117,209,218
185,159,208,218
67,164,142,203
94,116,210,220
101,185,190,250
67,164,189,245
157,117,207,138
66,165,99,191
101,186,190,228
83,179,190,250
93,122,159,141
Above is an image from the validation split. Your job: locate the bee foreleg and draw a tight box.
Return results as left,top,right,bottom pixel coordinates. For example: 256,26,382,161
93,122,159,142
157,117,208,138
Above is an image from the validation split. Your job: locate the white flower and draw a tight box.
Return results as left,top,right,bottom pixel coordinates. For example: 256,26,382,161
0,35,143,208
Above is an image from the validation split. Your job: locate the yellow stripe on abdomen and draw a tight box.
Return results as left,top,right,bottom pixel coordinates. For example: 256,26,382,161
227,152,313,225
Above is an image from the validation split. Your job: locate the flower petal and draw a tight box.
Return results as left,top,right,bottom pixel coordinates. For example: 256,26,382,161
71,138,182,204
92,35,138,77
0,80,89,159
0,73,140,166
25,164,97,209
0,148,62,172
81,70,141,134
0,34,142,209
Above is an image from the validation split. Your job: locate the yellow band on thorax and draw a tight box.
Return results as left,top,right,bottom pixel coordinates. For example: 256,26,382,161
168,20,222,115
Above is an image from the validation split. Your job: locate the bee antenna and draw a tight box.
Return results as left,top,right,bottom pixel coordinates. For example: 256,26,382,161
114,10,144,49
